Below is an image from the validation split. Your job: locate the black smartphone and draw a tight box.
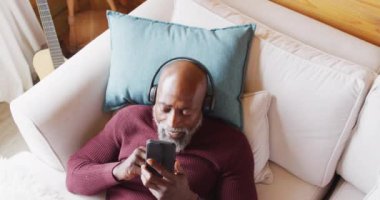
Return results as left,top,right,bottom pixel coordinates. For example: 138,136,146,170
146,139,176,177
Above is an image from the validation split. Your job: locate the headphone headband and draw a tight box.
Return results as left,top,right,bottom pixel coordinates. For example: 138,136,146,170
148,57,215,112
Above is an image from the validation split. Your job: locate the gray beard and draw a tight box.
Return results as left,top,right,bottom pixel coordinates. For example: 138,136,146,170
153,111,202,153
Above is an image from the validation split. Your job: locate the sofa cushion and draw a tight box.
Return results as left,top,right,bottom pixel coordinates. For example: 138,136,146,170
328,179,365,200
364,173,380,200
242,91,273,184
105,11,255,129
171,0,376,187
256,161,329,200
337,76,380,193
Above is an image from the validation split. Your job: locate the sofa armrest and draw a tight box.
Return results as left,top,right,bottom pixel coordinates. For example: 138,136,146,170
11,31,112,171
10,0,175,172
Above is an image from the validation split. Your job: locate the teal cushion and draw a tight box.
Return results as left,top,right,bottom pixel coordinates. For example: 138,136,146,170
105,11,255,129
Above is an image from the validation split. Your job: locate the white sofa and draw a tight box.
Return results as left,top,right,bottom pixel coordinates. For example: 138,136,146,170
9,0,380,199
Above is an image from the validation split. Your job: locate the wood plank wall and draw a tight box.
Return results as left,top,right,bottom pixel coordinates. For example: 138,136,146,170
271,0,380,47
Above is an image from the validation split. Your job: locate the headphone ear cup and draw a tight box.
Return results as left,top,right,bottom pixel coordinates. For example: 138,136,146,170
149,85,158,103
203,95,214,112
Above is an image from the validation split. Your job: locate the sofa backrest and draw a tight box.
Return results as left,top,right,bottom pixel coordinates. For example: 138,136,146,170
220,0,380,73
337,76,380,194
171,0,377,187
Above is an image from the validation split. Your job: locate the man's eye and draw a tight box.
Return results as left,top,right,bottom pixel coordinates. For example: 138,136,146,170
162,107,171,113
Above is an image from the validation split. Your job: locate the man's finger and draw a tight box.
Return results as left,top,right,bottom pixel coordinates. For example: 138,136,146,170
134,148,147,159
174,160,185,175
131,164,142,175
137,146,147,152
146,159,175,181
141,164,168,186
134,156,146,167
141,169,160,190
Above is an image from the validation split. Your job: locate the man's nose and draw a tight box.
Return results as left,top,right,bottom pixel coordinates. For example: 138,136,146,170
167,110,180,128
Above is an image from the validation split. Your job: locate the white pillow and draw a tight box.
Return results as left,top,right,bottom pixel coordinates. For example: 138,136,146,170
337,76,380,193
242,91,273,184
364,172,380,200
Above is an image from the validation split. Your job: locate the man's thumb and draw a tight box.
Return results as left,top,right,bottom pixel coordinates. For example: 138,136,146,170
174,160,184,175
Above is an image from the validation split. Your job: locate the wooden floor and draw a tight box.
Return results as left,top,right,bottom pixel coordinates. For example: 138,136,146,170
0,102,29,158
61,0,145,57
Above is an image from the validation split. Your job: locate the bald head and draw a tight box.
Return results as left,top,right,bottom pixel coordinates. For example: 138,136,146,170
156,60,208,107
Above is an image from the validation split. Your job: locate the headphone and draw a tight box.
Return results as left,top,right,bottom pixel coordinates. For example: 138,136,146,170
148,57,215,113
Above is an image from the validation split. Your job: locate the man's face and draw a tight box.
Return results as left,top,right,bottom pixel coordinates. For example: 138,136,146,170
153,72,205,152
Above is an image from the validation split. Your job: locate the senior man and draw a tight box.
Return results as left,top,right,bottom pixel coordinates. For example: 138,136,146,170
66,58,257,200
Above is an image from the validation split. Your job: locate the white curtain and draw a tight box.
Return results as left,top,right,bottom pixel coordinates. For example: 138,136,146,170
0,0,45,103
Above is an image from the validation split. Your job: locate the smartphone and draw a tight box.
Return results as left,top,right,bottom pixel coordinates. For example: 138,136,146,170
146,139,176,177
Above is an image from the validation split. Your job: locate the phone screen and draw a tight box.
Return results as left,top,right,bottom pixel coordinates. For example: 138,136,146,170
146,140,176,177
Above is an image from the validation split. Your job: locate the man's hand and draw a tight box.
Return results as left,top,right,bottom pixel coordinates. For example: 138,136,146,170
112,146,146,181
141,159,198,200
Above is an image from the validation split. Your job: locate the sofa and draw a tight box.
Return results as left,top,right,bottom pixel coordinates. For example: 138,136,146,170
9,0,380,199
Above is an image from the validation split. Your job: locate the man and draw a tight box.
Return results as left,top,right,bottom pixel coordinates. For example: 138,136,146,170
66,58,257,200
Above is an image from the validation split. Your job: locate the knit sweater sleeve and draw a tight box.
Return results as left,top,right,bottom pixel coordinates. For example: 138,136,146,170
216,136,257,200
66,111,125,195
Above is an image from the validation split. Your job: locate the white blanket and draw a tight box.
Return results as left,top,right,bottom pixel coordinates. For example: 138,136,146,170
0,157,66,200
0,153,99,200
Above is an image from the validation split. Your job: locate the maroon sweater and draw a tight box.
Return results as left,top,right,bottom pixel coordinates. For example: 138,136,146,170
66,105,257,200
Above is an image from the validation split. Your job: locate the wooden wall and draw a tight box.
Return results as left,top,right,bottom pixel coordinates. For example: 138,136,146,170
271,0,380,46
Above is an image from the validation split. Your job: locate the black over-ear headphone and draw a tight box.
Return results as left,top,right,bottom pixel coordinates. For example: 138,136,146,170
148,57,215,113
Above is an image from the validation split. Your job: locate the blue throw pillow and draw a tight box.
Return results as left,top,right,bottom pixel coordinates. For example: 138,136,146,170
105,11,255,129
